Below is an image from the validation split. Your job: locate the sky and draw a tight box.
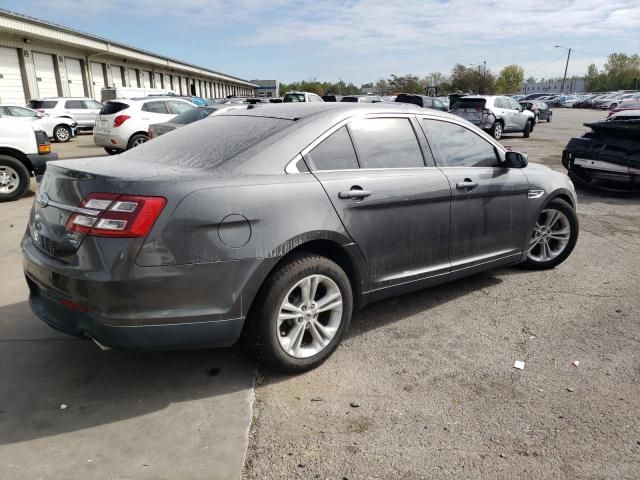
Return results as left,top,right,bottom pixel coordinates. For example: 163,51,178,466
2,0,639,84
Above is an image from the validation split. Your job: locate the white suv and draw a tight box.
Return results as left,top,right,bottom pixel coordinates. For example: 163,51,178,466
26,98,104,129
93,97,196,154
0,105,78,142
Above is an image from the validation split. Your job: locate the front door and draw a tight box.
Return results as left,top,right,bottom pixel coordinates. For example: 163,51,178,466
420,117,530,277
305,117,452,292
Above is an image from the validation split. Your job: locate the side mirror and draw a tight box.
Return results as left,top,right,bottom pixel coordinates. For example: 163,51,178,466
504,151,528,168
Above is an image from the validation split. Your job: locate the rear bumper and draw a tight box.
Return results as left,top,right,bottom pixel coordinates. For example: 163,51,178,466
26,152,58,176
21,232,265,350
27,280,244,349
93,131,127,149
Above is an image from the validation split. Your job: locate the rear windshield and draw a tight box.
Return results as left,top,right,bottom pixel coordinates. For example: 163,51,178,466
340,97,358,102
283,93,306,103
451,98,486,109
395,94,422,107
27,100,57,109
126,115,293,169
100,102,129,115
171,107,215,125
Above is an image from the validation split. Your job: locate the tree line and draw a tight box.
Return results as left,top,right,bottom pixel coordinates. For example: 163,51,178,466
277,52,638,97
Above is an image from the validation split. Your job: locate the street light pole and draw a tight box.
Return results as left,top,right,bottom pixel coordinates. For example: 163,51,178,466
555,45,572,94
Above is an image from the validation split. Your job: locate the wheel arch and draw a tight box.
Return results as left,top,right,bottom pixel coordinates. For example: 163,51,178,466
244,235,368,322
0,148,34,176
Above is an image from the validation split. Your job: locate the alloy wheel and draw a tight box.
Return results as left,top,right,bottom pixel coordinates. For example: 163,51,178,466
528,208,571,262
133,137,147,147
276,274,343,359
55,127,70,142
0,165,20,194
493,123,503,140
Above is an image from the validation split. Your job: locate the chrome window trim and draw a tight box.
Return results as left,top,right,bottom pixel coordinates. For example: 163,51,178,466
44,199,101,217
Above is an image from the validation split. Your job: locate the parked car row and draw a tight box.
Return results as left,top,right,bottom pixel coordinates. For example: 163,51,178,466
523,91,640,110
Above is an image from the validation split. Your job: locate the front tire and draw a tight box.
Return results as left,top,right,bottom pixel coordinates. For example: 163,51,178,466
53,124,71,143
523,120,532,138
246,253,353,373
0,155,30,202
522,198,578,270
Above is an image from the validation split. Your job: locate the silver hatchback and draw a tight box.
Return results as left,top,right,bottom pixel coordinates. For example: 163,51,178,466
450,95,535,140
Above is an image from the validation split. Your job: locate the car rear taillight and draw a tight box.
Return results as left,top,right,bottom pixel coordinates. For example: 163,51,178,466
113,115,130,128
65,193,166,238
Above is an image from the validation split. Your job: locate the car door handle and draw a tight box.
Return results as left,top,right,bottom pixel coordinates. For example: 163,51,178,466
456,179,478,190
338,188,372,199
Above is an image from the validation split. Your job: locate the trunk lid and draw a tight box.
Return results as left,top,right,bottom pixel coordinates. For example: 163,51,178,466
450,98,487,123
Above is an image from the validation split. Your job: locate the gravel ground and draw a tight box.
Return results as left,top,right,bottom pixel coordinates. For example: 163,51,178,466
243,108,640,480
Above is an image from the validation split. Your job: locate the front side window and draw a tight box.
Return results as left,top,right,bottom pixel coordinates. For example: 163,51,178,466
142,101,169,114
349,118,424,169
421,119,499,168
306,126,358,171
508,98,522,110
65,100,85,109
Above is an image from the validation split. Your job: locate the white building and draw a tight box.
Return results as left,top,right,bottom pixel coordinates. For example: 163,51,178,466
251,80,279,98
0,8,256,104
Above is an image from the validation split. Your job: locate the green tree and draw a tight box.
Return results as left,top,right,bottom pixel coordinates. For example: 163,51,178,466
526,76,536,84
388,74,423,93
449,64,495,94
603,53,640,90
495,64,525,93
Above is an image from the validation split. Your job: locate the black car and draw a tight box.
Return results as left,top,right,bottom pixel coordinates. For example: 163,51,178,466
148,105,250,138
322,95,343,102
23,103,578,373
395,94,447,111
520,100,552,123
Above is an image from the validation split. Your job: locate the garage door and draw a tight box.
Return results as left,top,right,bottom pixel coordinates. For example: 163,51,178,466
65,57,85,97
33,52,59,98
154,72,162,88
0,46,26,104
141,71,151,88
111,65,125,87
90,62,106,100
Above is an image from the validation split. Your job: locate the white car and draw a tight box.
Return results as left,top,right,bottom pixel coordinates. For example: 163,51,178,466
26,97,104,129
602,93,640,110
0,116,57,202
93,96,196,154
0,105,78,142
282,91,324,103
608,109,640,121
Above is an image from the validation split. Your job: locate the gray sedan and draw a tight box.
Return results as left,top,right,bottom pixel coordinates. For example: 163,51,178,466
22,103,579,373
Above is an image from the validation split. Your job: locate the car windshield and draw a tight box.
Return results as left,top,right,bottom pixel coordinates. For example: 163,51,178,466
100,102,129,115
26,100,57,109
170,107,216,125
283,93,306,103
340,97,359,102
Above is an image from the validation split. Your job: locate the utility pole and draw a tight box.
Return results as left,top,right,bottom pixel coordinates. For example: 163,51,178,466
555,45,572,93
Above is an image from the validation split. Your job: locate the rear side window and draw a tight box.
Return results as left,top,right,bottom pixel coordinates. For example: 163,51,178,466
27,100,57,109
65,100,85,109
7,106,37,117
433,99,445,110
307,127,358,171
422,119,499,168
283,93,305,103
100,102,129,115
142,101,169,114
452,98,486,110
85,100,103,109
340,97,358,103
349,118,424,169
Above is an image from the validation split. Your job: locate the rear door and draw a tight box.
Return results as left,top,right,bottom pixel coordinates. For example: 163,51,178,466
420,117,529,277
507,97,527,130
308,116,452,291
63,99,87,125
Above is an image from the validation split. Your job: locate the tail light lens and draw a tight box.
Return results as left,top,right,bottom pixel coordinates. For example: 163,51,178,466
113,115,130,127
66,193,166,238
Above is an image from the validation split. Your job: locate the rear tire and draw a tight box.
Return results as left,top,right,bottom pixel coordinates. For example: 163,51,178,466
490,121,503,140
0,155,30,202
127,133,148,150
523,120,532,138
522,199,578,270
53,125,71,143
547,113,552,123
246,253,353,373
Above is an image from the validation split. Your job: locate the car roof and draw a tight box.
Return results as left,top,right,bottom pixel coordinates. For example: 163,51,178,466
216,102,449,121
30,97,91,100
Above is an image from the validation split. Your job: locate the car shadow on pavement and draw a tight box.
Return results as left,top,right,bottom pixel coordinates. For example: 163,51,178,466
0,301,256,446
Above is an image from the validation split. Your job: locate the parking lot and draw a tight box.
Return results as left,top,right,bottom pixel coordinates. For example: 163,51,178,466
1,108,639,479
